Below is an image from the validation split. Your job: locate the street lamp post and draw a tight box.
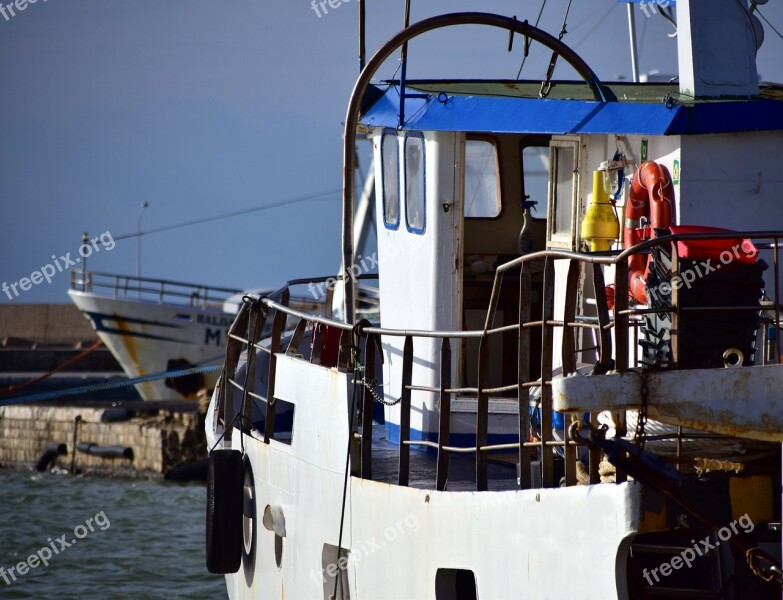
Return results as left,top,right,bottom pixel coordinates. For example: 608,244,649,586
137,201,149,297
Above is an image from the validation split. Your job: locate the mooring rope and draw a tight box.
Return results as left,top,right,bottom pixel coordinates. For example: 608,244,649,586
0,339,104,396
0,361,223,407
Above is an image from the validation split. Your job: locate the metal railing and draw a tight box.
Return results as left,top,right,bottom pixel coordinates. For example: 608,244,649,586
216,231,783,492
70,270,243,310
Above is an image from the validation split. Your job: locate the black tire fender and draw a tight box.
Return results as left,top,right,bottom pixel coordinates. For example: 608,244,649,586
206,448,243,574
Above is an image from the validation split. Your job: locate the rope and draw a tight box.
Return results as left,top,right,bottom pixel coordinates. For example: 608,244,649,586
331,320,370,600
515,0,548,80
539,0,574,98
756,8,783,43
0,339,104,396
0,361,222,407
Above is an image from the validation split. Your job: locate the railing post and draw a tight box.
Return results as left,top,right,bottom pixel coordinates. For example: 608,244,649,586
540,257,555,488
264,310,285,444
774,240,780,360
614,260,629,371
242,306,267,426
561,260,581,376
220,302,251,445
562,260,581,488
398,336,413,487
518,266,532,490
608,260,628,483
670,249,680,367
436,338,451,491
361,333,376,480
592,263,613,371
476,335,490,491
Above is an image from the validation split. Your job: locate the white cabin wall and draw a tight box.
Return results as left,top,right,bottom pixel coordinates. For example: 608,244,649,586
679,131,783,294
676,0,759,99
621,135,682,221
372,131,461,441
678,132,783,229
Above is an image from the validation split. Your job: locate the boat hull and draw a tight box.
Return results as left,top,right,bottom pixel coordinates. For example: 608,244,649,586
69,290,232,400
208,356,642,599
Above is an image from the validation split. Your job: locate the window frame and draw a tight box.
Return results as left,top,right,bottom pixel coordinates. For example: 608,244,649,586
463,135,503,221
380,128,400,231
520,139,552,222
404,132,427,235
546,138,581,250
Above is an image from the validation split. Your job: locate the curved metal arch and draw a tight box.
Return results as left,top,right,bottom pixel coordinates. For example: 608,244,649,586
342,12,610,322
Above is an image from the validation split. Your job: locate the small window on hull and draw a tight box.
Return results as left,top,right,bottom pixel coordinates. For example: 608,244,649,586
381,130,400,229
464,139,501,218
435,568,478,600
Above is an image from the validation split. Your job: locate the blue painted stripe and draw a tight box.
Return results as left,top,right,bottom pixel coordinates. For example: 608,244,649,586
85,311,190,344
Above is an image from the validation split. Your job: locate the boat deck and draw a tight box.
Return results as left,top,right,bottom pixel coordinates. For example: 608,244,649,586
367,422,521,492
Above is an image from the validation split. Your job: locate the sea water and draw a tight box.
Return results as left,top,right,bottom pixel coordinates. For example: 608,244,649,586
0,469,224,599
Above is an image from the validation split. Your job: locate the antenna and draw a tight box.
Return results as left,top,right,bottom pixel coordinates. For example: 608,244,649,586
358,0,366,71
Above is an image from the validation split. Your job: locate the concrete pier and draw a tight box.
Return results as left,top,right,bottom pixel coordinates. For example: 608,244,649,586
0,402,208,479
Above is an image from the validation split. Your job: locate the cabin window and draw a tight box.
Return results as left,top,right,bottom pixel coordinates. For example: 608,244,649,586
464,139,501,218
547,139,580,249
405,133,426,234
381,130,400,230
522,145,550,220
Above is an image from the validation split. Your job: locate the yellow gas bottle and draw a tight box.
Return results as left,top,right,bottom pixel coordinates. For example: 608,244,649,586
581,166,620,252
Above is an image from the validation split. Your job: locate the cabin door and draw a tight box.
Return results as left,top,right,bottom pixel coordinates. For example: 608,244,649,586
373,130,461,441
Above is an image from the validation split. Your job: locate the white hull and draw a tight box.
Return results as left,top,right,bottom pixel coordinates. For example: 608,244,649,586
207,357,641,599
69,290,231,400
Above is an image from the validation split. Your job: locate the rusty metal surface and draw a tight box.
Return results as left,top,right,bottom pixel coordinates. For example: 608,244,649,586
552,364,783,442
398,336,413,487
436,338,451,491
263,310,285,444
540,258,555,488
361,333,376,480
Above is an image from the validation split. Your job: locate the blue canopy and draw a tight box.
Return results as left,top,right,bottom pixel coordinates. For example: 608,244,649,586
360,83,783,136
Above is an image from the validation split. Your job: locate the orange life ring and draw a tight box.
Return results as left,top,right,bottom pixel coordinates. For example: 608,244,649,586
624,160,674,304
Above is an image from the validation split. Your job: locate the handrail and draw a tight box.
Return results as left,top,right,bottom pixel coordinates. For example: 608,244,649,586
218,229,782,492
69,270,243,296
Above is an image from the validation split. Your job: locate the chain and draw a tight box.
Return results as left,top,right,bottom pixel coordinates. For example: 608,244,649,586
634,369,649,451
360,376,400,406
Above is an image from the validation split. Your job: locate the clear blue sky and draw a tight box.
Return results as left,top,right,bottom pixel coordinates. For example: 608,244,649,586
2,0,782,303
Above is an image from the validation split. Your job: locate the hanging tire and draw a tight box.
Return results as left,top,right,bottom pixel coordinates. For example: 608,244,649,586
206,449,244,574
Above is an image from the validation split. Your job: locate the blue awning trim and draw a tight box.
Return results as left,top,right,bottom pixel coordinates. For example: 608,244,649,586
360,88,783,136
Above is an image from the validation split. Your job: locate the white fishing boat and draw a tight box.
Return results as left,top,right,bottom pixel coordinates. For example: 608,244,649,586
68,270,248,400
205,2,783,598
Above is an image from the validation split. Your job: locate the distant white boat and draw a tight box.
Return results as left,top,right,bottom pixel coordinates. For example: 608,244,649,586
68,271,254,400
